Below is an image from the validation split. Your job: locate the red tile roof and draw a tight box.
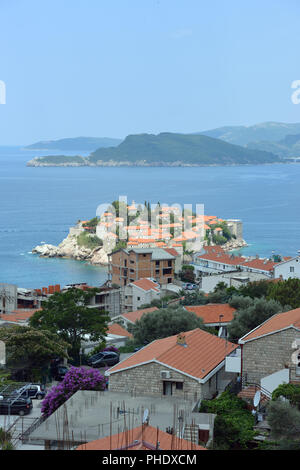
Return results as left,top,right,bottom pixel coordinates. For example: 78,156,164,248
107,323,133,338
163,248,179,257
130,279,160,292
185,304,236,324
108,328,238,380
0,309,41,323
76,424,206,451
121,307,159,324
197,246,276,272
239,307,300,343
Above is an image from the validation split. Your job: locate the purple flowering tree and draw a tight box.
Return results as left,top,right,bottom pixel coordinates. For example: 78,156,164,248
41,366,106,417
102,345,119,353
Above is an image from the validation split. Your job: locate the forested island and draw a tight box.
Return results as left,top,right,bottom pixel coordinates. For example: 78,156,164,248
27,132,280,167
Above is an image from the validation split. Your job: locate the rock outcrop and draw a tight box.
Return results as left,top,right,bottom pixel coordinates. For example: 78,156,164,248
32,233,109,266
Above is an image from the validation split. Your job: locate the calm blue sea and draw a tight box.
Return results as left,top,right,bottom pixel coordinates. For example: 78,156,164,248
1,146,300,289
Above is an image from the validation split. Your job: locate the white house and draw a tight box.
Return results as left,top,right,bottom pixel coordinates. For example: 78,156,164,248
122,278,161,312
273,254,300,280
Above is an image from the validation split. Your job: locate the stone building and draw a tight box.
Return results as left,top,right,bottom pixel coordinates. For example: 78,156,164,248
106,328,238,403
239,307,300,392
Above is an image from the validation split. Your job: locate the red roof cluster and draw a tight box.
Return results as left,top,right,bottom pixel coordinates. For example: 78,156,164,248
197,246,276,272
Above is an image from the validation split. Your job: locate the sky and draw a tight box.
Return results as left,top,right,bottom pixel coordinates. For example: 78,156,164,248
0,0,300,145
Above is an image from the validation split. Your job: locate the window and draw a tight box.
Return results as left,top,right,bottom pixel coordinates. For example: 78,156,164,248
175,382,183,390
290,266,295,272
137,296,140,301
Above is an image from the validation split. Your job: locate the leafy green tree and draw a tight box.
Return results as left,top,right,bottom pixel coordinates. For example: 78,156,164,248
180,290,208,306
238,279,272,299
0,325,69,381
272,383,300,409
179,265,195,283
267,278,300,309
77,231,103,249
130,305,206,344
29,288,109,363
227,296,285,342
267,400,300,441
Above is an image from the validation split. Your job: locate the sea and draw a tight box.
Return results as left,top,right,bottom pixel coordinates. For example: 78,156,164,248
1,146,300,290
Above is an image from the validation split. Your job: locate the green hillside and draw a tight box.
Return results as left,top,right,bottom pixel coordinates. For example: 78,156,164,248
25,136,122,151
247,133,300,158
199,122,300,146
89,132,279,165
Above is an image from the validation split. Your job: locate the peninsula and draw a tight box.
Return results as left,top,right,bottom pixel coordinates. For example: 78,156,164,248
32,200,247,266
26,132,279,167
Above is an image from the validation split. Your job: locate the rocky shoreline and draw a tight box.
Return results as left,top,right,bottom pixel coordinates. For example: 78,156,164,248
26,157,288,168
32,232,109,266
32,231,248,267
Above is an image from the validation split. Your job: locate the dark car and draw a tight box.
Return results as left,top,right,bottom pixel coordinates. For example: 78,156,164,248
0,396,33,416
52,365,70,381
88,351,119,368
13,384,46,400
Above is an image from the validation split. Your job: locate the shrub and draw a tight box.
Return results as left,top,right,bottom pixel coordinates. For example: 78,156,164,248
200,391,256,450
41,366,106,417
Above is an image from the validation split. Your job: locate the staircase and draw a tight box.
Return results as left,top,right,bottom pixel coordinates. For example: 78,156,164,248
238,381,272,404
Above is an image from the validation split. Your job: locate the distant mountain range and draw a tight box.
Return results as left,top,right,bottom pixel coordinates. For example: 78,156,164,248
25,136,122,152
199,121,300,147
88,132,279,165
246,133,300,158
27,132,280,167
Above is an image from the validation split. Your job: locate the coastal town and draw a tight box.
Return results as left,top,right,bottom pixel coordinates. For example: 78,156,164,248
1,199,300,451
2,0,300,458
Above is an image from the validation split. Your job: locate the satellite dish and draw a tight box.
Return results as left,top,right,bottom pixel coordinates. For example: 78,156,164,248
143,408,149,424
253,391,261,408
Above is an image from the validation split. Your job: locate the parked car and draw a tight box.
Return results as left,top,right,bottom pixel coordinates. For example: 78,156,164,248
52,365,70,381
0,396,33,416
87,351,120,368
183,282,197,290
12,384,46,400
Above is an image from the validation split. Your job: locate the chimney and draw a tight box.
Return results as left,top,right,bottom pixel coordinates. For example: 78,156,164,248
176,333,187,347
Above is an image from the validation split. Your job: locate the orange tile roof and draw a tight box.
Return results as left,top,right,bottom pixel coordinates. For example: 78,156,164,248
164,248,179,257
0,309,41,323
197,248,251,267
121,306,159,324
76,424,206,450
107,323,133,338
240,307,300,343
108,328,238,380
130,279,160,292
185,304,236,324
240,258,276,272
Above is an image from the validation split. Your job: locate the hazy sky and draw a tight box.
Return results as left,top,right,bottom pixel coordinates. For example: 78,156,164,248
1,0,300,144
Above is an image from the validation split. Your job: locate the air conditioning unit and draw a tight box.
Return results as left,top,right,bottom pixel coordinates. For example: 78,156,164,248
160,370,171,379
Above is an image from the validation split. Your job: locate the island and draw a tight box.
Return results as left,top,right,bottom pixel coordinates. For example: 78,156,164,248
32,200,247,266
26,132,280,167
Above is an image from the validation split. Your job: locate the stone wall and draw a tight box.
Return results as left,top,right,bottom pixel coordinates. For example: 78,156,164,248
242,328,300,384
108,362,230,402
